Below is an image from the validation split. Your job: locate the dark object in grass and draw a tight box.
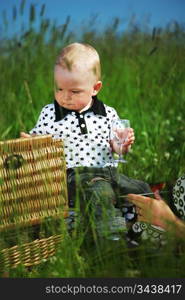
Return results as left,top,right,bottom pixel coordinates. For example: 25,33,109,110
148,46,158,56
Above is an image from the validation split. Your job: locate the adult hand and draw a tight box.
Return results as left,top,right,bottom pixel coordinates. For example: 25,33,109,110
127,193,177,230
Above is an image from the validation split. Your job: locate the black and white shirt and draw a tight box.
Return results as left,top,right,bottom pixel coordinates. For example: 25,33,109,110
29,96,119,169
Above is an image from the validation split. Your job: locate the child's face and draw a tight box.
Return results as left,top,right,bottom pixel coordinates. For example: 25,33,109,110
54,66,102,111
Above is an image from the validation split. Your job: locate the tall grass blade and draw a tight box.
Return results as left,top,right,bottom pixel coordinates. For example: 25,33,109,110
20,0,26,16
40,4,45,17
29,4,35,23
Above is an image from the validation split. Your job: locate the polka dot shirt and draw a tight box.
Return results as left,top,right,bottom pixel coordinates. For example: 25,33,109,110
173,175,185,220
29,97,119,169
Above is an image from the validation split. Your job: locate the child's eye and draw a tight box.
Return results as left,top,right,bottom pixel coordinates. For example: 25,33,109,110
72,91,80,94
55,88,62,92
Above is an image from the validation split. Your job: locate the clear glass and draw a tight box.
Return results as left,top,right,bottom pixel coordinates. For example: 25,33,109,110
111,119,130,163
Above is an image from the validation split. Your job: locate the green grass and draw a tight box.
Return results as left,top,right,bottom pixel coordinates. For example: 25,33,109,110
0,1,185,278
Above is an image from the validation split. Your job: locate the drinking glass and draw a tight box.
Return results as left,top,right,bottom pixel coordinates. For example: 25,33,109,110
111,119,130,163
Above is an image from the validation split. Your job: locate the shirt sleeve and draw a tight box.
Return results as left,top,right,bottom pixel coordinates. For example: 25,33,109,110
105,105,120,120
111,107,119,120
29,106,48,135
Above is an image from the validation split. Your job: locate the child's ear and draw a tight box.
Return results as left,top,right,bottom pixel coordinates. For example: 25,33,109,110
92,81,102,96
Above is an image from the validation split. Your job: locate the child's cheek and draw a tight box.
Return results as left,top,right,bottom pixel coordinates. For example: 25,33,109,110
55,92,62,105
75,98,85,107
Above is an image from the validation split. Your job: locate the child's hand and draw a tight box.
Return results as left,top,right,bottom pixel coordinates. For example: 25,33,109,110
122,128,135,152
110,128,135,154
20,132,32,138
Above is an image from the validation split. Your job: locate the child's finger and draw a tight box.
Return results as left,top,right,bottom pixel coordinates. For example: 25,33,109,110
20,132,31,138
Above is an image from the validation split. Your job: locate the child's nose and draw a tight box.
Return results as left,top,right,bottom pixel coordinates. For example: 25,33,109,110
63,91,72,101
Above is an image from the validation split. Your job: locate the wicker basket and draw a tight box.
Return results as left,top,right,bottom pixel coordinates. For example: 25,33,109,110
0,135,68,269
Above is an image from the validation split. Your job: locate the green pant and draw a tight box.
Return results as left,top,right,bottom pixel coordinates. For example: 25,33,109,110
67,167,151,238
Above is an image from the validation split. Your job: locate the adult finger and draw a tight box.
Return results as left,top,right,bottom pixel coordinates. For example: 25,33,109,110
127,194,149,206
137,215,148,223
154,190,163,200
135,206,143,216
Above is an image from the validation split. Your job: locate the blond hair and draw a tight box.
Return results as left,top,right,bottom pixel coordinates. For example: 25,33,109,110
55,43,101,81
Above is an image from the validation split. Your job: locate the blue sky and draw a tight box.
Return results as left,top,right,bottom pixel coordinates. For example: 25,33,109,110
0,0,185,37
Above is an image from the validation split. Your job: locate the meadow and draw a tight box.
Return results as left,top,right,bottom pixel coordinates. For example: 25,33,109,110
0,2,185,277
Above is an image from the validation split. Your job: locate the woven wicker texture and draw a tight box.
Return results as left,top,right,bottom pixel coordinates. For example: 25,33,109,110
0,135,68,269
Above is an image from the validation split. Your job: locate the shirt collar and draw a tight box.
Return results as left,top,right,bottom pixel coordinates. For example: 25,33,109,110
79,99,93,113
54,96,107,121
